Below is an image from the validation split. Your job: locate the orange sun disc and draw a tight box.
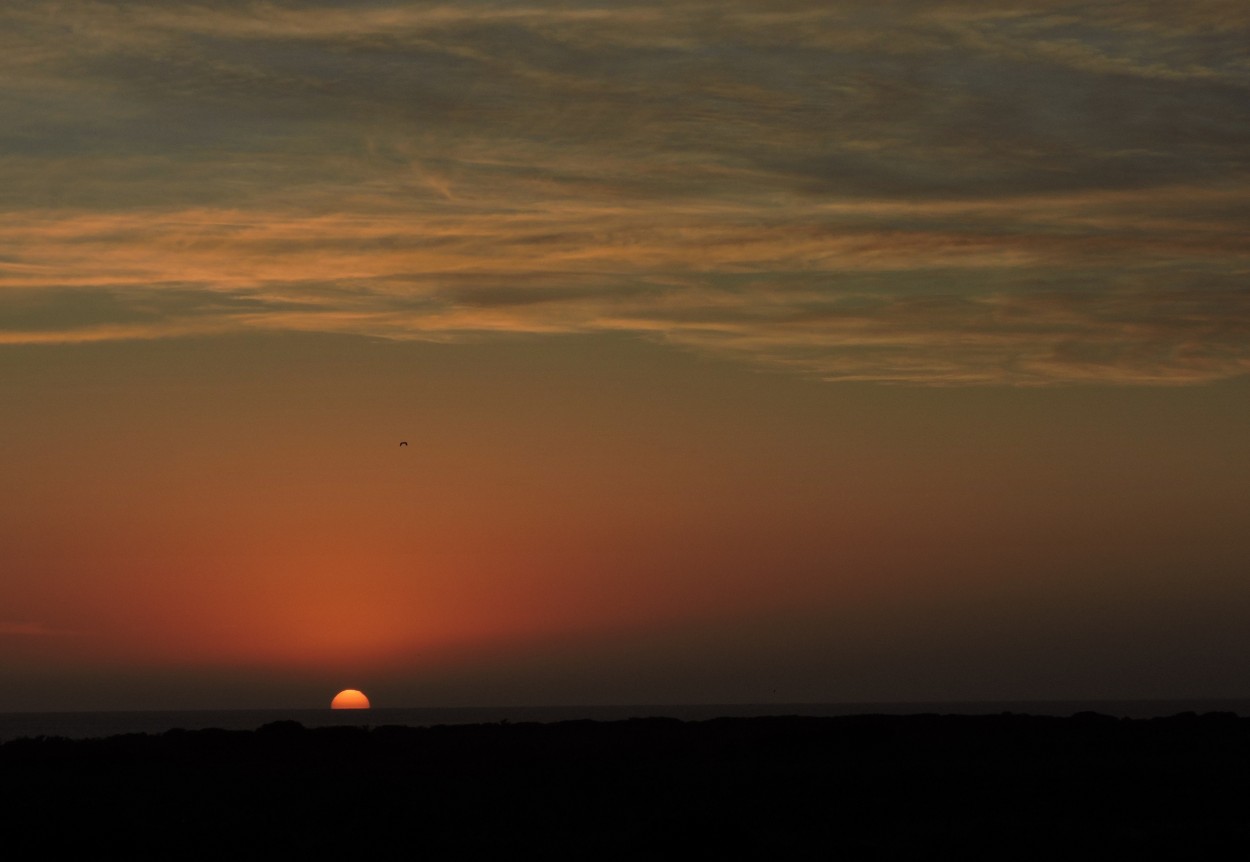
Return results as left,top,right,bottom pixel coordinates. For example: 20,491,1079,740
331,689,371,709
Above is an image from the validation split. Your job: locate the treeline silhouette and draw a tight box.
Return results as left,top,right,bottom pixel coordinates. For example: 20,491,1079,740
3,712,1248,857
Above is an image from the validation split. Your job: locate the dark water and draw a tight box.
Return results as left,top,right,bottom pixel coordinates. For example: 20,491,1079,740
4,699,1249,741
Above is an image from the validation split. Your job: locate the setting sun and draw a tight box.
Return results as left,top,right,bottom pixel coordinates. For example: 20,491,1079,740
331,689,371,710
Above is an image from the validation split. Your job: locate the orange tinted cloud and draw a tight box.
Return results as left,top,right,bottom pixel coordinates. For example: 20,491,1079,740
2,1,1249,384
2,187,1248,383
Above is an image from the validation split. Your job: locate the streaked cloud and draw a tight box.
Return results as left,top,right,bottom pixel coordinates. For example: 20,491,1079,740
2,1,1248,384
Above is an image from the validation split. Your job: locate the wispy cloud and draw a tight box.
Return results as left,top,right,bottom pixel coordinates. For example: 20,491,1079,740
2,2,1248,384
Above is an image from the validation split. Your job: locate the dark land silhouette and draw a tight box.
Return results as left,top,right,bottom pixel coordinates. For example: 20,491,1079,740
3,712,1248,858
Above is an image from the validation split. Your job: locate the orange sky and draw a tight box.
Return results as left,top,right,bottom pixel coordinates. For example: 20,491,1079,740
3,1,1250,710
4,333,1249,709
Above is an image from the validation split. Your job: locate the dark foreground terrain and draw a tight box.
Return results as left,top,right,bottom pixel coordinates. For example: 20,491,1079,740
3,712,1248,858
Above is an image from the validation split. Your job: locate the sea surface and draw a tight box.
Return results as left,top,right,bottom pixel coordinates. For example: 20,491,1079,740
4,699,1249,742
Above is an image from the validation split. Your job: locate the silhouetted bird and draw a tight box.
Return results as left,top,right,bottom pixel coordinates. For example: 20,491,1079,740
400,441,408,446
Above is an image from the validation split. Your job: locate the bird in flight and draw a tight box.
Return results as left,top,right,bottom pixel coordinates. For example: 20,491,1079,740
399,441,408,447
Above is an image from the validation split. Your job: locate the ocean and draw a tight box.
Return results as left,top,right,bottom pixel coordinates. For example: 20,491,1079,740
4,699,1249,742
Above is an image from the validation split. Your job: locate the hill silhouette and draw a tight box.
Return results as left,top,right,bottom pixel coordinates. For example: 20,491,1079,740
3,712,1248,857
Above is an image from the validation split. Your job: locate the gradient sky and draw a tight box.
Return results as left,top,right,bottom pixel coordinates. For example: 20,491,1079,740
3,1,1249,711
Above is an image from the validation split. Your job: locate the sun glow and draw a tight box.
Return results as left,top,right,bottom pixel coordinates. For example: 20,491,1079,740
331,689,371,709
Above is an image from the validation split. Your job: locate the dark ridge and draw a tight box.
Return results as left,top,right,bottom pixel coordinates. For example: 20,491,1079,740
4,713,1248,857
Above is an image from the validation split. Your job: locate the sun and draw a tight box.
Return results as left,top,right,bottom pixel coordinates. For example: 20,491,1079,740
331,689,371,709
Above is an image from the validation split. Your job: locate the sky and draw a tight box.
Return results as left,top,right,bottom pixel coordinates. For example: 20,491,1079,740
2,0,1249,712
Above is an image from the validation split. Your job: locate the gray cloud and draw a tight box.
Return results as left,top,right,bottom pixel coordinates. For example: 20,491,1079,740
1,2,1248,383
